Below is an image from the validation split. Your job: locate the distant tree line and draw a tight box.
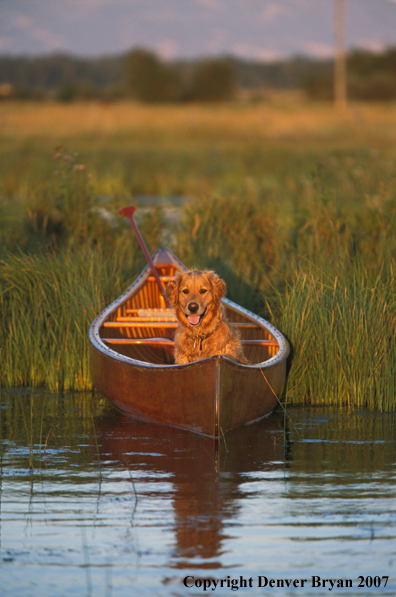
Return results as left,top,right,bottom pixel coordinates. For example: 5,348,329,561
126,49,236,102
1,46,396,102
302,47,396,101
0,53,126,101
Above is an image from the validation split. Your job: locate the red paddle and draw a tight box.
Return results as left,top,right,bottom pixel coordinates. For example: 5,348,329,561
119,206,171,308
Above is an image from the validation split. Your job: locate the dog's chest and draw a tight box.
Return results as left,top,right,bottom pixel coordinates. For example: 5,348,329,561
193,337,203,351
189,332,223,359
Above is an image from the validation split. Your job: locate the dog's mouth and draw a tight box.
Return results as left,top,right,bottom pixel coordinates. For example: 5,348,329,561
185,307,207,326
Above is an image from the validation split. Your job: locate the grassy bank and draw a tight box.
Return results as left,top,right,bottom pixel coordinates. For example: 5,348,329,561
1,250,394,410
0,100,395,410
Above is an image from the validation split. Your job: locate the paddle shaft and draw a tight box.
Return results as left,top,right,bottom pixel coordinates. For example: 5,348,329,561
119,206,171,308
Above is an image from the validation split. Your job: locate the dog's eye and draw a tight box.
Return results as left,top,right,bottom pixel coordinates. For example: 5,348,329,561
199,288,208,294
181,288,189,295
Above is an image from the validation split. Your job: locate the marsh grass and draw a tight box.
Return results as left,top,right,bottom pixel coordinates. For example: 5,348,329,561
0,249,136,391
0,101,395,410
1,244,393,410
267,260,396,411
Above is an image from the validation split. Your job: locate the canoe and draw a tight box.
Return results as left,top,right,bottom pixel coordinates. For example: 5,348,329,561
89,247,290,437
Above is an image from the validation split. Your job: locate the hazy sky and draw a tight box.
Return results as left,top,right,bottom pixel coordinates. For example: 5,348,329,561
1,0,396,61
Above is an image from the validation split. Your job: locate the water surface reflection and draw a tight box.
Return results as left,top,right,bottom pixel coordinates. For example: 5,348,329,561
0,390,395,596
95,409,288,570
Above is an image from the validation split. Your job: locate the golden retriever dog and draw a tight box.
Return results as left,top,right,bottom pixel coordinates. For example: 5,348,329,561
166,270,248,364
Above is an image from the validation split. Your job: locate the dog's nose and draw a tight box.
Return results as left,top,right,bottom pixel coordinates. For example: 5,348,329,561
188,302,199,313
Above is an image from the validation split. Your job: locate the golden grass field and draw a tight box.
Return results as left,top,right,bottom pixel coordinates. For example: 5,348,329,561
2,99,396,146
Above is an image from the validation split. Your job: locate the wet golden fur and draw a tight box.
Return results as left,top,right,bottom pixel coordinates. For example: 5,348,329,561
166,270,248,364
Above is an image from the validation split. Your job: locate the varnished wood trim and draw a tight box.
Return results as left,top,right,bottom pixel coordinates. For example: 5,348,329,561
104,321,261,329
104,321,178,328
104,338,174,345
103,338,278,347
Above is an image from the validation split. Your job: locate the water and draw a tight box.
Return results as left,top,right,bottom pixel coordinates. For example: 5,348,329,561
1,389,395,596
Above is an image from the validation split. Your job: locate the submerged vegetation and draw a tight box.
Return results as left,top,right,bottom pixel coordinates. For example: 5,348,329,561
0,101,395,410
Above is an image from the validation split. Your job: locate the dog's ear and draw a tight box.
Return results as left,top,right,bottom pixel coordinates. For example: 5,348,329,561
165,274,182,307
210,272,226,303
165,279,178,307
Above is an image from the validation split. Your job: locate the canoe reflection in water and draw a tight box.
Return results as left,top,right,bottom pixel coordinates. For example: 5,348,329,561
92,407,290,569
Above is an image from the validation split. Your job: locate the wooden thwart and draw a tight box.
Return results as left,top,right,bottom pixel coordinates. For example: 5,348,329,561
104,321,178,328
117,316,177,322
104,320,260,329
147,275,175,283
126,308,173,315
104,337,174,346
103,337,279,347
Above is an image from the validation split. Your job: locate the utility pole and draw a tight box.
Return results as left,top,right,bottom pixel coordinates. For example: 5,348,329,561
334,0,347,108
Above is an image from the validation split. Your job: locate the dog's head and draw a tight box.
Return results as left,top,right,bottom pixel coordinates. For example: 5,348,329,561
166,270,226,332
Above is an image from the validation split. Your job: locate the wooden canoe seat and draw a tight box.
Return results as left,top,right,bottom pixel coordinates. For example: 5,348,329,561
125,308,177,318
104,320,261,329
103,338,278,347
147,275,175,283
104,337,174,346
104,321,178,328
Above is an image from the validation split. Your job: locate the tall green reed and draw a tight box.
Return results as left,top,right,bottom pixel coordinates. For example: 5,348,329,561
267,260,396,411
0,248,135,391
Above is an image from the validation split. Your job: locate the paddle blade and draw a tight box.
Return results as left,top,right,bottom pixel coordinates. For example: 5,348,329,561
119,206,136,217
119,204,172,309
